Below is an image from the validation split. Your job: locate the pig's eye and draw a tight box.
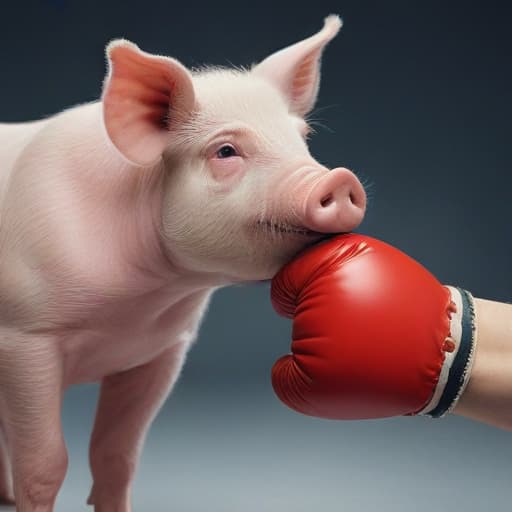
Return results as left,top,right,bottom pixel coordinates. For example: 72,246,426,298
216,144,238,159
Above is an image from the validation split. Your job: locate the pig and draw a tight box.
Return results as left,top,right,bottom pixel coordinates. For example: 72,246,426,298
0,14,366,512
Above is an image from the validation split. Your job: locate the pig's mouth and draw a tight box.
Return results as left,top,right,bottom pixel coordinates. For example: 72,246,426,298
255,220,335,241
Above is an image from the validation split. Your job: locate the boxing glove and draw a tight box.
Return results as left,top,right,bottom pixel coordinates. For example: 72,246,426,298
271,233,477,420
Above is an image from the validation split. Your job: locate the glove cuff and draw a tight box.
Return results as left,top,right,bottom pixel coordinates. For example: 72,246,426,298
416,286,477,418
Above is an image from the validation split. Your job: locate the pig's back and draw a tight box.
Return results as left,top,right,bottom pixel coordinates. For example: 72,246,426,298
0,119,49,205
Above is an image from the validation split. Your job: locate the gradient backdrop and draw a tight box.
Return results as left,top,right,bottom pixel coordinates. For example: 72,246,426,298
1,1,511,511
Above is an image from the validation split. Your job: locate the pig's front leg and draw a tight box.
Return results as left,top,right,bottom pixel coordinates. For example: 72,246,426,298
0,425,15,504
87,341,190,512
0,334,68,512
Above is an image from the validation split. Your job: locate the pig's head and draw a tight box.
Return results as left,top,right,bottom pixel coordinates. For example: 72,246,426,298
101,15,366,282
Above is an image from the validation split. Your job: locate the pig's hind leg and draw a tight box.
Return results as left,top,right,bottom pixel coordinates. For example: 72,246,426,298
87,341,189,512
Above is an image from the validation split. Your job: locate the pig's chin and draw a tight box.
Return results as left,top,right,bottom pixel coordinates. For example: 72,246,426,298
243,220,338,280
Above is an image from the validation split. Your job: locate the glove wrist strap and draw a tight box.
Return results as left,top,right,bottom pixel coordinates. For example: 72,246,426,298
417,286,477,418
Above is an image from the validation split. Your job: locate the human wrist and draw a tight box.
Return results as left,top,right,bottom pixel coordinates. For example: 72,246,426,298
416,286,477,418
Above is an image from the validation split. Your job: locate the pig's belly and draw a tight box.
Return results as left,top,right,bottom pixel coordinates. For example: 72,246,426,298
59,292,210,386
61,324,189,386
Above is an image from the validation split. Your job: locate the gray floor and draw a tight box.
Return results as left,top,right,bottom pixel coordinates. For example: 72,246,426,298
0,382,507,512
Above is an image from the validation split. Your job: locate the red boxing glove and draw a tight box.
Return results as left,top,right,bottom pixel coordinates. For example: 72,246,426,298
271,233,477,420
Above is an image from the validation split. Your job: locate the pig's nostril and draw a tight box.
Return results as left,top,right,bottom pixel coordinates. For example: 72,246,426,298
320,194,333,208
320,191,358,208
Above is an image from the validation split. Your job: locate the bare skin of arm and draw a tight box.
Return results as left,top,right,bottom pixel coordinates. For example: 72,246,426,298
453,298,512,431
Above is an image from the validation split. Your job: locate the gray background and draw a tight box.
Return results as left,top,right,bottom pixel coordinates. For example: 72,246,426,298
1,1,511,511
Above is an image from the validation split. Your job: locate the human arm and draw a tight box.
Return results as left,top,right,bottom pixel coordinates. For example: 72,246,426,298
453,298,512,430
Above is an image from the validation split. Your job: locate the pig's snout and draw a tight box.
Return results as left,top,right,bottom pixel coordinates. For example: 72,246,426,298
302,167,366,233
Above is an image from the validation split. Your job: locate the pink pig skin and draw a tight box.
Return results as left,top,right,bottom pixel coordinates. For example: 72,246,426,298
0,15,365,512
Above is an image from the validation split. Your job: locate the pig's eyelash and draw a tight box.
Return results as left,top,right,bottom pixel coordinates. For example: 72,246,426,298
205,139,244,160
203,126,255,153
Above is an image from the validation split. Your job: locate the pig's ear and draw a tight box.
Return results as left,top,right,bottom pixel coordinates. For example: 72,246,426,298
102,39,195,167
252,15,341,117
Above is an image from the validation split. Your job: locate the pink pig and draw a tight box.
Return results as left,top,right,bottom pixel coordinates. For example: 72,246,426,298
0,15,365,512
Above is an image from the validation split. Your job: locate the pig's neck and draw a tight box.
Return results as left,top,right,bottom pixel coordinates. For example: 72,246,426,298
54,101,230,297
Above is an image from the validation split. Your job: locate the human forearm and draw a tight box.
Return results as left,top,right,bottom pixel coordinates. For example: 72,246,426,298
453,297,512,430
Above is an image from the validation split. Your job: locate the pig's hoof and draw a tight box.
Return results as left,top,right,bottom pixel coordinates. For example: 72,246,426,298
0,493,15,505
